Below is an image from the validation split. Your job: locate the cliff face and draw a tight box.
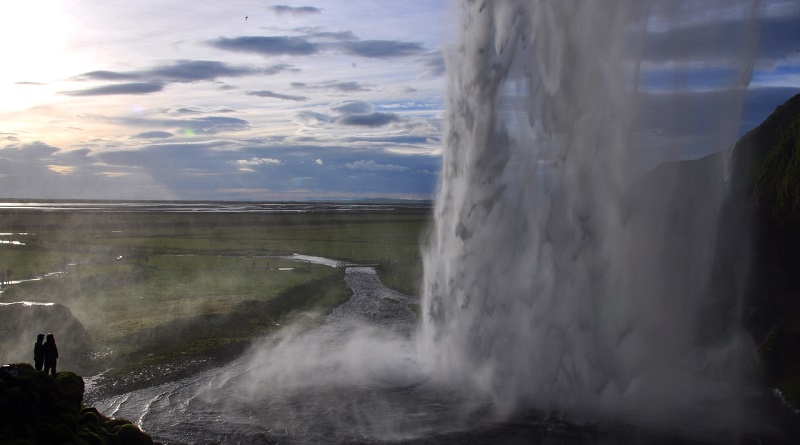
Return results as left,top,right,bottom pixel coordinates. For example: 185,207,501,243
732,94,800,407
630,94,800,409
0,363,154,445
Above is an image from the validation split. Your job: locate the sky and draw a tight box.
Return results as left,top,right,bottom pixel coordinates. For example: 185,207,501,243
0,1,798,201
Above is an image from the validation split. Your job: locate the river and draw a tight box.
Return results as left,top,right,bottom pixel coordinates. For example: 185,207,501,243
85,266,800,444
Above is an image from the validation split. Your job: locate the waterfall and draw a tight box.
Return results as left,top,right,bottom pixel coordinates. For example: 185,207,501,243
420,0,759,428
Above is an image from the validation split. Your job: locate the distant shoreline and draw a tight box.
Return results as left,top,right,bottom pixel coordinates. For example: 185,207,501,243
0,199,433,214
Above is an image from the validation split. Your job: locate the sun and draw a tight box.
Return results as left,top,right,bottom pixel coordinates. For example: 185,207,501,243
0,1,78,112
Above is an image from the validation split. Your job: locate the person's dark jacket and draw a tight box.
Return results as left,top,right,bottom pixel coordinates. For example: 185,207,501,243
43,340,58,364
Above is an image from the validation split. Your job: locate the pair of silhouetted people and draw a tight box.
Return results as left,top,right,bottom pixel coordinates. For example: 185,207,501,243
33,333,58,376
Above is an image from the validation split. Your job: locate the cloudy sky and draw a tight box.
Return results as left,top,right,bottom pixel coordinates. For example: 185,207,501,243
0,1,798,201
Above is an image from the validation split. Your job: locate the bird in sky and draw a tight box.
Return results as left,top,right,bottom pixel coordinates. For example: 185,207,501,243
245,15,248,21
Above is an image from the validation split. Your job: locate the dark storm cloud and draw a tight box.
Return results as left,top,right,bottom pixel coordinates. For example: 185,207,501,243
133,131,174,139
643,12,800,64
62,82,164,96
337,112,400,127
76,60,287,83
247,90,308,101
210,36,318,56
271,5,322,15
339,40,425,58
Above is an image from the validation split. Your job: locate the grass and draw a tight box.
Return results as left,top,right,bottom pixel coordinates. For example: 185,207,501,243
0,207,431,387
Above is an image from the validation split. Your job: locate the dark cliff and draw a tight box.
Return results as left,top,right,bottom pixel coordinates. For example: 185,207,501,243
732,94,800,407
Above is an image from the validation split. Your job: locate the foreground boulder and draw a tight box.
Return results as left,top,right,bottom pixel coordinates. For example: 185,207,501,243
0,364,154,445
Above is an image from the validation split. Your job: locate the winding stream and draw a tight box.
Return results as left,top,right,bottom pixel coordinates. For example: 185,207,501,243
86,267,476,444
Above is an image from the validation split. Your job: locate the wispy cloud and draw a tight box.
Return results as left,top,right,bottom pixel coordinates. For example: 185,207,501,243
337,112,400,127
270,5,322,16
340,40,425,58
211,33,426,60
133,131,173,139
292,81,372,92
75,60,291,84
62,82,164,96
234,157,284,166
247,90,308,101
210,36,319,56
330,101,372,114
346,160,408,171
120,116,251,135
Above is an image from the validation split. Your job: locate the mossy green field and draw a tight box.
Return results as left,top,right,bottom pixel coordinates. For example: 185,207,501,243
0,205,431,387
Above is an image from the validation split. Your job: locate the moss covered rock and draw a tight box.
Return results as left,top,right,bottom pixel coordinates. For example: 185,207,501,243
0,364,154,445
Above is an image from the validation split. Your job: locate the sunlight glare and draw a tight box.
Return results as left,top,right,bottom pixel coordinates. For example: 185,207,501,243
0,1,75,111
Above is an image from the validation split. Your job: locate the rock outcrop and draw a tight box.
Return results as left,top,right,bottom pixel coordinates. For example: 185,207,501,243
0,363,154,444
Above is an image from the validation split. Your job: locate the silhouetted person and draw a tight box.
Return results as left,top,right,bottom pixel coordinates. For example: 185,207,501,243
43,333,59,377
33,334,45,371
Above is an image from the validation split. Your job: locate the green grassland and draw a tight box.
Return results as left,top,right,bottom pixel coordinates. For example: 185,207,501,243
0,207,431,389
